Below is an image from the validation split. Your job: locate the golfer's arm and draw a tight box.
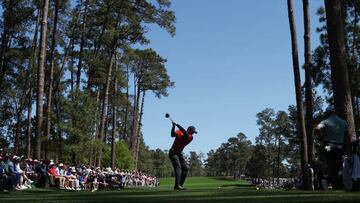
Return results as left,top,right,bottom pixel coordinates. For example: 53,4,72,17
176,124,190,137
171,124,177,137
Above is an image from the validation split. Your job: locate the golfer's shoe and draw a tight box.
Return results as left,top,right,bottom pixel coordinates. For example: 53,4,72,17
174,186,185,190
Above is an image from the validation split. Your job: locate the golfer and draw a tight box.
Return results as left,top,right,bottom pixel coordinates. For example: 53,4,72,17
169,122,197,190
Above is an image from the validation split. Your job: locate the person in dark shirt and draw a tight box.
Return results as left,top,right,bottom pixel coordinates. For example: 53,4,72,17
169,122,197,190
315,105,348,190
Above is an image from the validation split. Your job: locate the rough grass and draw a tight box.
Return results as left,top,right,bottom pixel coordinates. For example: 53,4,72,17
1,177,360,203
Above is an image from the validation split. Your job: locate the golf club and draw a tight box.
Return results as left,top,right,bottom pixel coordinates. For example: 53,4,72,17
165,113,175,124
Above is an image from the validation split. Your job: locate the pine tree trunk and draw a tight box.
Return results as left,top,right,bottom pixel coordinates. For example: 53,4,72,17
45,0,59,159
15,96,25,154
351,7,358,123
90,89,101,166
104,102,112,143
287,0,309,189
87,6,109,91
130,76,137,153
324,0,357,151
96,52,115,167
135,91,146,169
352,9,357,56
276,136,281,186
356,97,360,120
26,86,33,158
54,90,63,160
0,0,13,86
36,0,50,160
111,77,118,169
123,65,130,142
76,0,88,90
131,79,140,164
87,40,105,90
27,6,41,159
302,0,314,164
70,61,75,94
59,10,81,76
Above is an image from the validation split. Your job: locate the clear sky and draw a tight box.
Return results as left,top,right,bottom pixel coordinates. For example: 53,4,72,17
140,0,325,155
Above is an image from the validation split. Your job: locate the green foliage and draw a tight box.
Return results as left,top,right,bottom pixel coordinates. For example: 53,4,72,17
56,90,99,164
136,139,174,177
150,148,173,177
250,108,296,179
136,139,156,174
188,151,205,176
245,144,269,178
205,132,252,176
101,140,134,169
128,48,175,98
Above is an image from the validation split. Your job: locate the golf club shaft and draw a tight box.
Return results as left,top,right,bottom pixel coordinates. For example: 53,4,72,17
168,116,175,124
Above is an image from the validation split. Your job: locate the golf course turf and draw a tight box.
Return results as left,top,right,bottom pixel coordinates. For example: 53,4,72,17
1,177,359,203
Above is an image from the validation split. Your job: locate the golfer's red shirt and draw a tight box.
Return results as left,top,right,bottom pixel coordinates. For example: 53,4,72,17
171,130,193,153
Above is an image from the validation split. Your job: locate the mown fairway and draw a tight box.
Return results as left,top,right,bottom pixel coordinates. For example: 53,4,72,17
1,177,360,203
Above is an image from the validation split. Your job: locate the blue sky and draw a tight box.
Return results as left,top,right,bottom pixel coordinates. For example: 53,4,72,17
140,0,325,155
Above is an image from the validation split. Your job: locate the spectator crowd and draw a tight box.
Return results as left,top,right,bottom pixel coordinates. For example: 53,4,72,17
0,151,159,193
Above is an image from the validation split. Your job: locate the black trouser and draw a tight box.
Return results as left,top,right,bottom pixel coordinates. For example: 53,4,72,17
169,149,188,188
326,148,343,190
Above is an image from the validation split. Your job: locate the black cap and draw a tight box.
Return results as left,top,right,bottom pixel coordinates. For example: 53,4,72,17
188,126,197,134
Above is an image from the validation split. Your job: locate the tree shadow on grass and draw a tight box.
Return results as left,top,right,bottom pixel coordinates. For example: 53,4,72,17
219,183,255,189
211,177,239,182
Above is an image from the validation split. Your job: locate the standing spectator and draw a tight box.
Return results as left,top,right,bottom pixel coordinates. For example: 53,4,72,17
34,160,49,188
307,164,314,191
0,155,10,192
315,105,348,190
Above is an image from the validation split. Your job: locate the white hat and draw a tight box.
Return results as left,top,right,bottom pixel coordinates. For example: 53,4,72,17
59,163,64,167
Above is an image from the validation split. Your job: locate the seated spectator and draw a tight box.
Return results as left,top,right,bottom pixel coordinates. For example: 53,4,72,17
78,172,87,190
8,155,22,190
24,159,36,181
48,161,61,187
67,167,79,190
57,163,67,189
2,154,160,192
14,156,33,189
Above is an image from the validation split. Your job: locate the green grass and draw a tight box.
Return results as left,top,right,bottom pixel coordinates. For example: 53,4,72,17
1,177,360,203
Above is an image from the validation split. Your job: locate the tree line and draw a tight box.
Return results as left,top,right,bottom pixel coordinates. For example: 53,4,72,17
205,0,360,190
0,0,359,185
0,0,176,170
205,107,319,184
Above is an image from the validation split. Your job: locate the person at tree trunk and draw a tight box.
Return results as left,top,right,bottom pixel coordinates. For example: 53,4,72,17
169,122,197,190
315,105,348,190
